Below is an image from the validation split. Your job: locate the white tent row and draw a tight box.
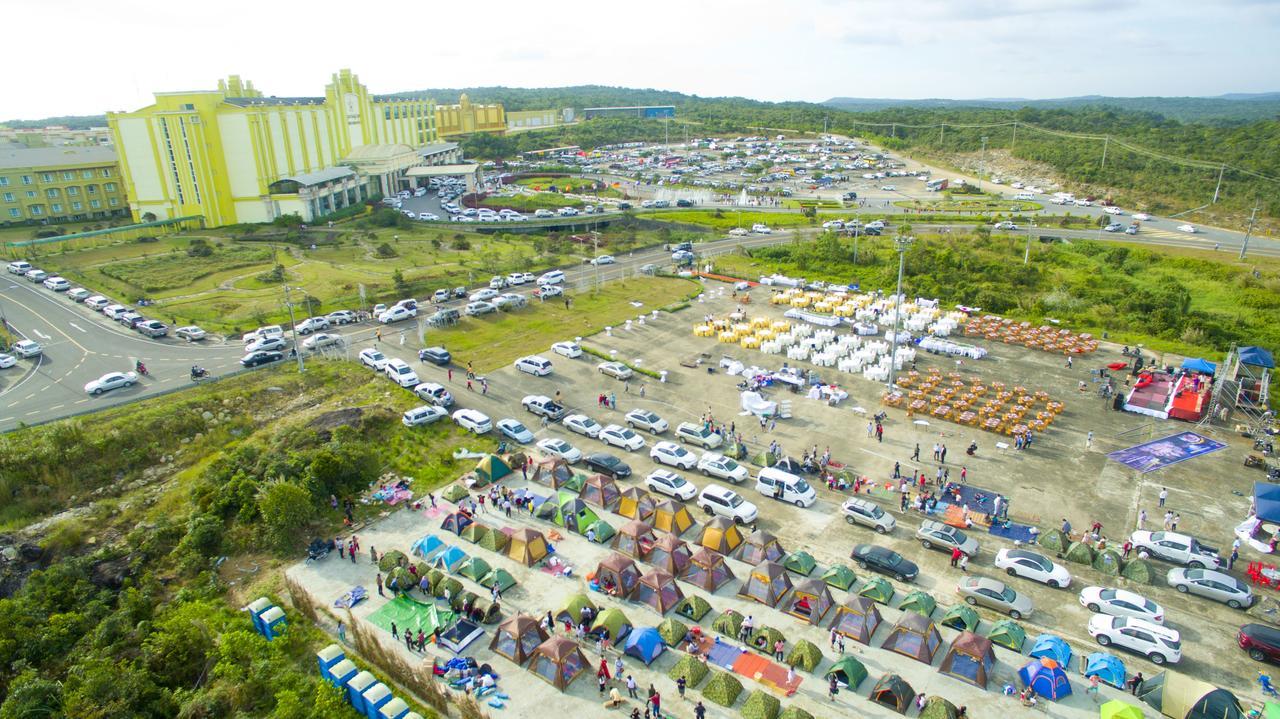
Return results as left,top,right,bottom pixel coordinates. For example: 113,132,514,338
918,337,988,360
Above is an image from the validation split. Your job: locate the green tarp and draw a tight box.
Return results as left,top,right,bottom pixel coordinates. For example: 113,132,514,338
367,595,456,636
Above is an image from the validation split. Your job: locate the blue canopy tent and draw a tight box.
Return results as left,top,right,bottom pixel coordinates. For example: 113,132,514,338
1181,358,1217,375
1029,634,1073,669
411,534,445,560
433,546,468,572
1084,652,1127,689
623,627,666,665
1019,657,1072,701
1255,483,1280,523
1240,346,1276,369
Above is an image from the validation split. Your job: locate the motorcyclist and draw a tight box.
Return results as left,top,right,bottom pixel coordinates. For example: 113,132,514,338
135,360,147,375
191,365,207,379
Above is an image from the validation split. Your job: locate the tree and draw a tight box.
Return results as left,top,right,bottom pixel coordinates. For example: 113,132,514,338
256,481,314,550
187,239,214,257
374,243,397,258
0,671,64,719
391,269,410,296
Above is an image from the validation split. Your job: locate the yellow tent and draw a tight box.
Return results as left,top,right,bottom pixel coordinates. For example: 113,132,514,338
652,499,695,536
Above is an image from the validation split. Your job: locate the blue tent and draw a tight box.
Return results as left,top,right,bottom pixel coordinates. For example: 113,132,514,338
1240,346,1276,369
1019,657,1072,700
1084,652,1126,689
1028,634,1073,669
623,627,666,665
433,546,468,572
412,534,446,560
1181,358,1216,375
1256,483,1280,523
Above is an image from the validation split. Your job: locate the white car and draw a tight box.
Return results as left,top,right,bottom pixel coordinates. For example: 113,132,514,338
697,452,749,484
402,405,448,427
417,212,440,221
470,288,499,302
520,272,535,283
414,382,454,407
728,228,749,237
563,414,603,438
597,361,633,380
11,340,42,358
514,355,553,376
698,484,759,524
537,270,565,285
880,185,896,191
0,354,15,369
378,305,416,324
1087,615,1181,665
84,371,137,395
452,408,492,434
42,276,70,291
1177,224,1197,233
326,310,358,325
497,418,535,444
294,316,330,335
599,424,646,451
650,441,696,469
302,332,343,350
1133,213,1152,221
552,341,582,358
590,255,616,265
175,326,207,342
465,301,497,316
384,359,420,387
537,437,582,464
646,469,697,501
6,261,31,275
506,272,527,285
1104,206,1124,215
246,336,286,353
24,269,47,283
624,408,668,434
358,348,389,370
1130,530,1221,569
538,284,564,299
994,548,1072,588
1079,586,1165,625
489,276,507,290
84,296,110,311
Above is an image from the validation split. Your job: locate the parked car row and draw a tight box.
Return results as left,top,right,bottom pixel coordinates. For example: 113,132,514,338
8,261,181,341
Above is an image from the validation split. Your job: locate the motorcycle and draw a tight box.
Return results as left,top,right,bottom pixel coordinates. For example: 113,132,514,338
135,361,149,377
190,366,210,382
966,441,978,456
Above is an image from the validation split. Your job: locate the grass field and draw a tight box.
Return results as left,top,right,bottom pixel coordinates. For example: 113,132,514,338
99,243,275,293
481,192,583,211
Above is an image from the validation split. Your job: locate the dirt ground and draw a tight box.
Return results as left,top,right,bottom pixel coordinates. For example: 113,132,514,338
288,279,1272,719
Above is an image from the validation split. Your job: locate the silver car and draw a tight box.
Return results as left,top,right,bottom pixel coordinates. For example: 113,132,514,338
916,520,980,556
956,576,1033,619
841,497,895,534
1166,568,1254,609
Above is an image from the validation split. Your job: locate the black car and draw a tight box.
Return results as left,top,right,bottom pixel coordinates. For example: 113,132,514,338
418,346,451,366
241,350,284,367
843,192,858,200
670,242,693,252
675,199,694,208
616,202,632,211
584,452,631,479
851,544,919,582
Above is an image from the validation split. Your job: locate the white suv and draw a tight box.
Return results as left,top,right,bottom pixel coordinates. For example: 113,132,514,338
650,441,696,469
1087,615,1181,665
646,469,697,500
698,484,758,524
514,355,553,376
358,348,389,370
697,452,749,484
384,358,420,387
452,408,492,434
295,316,330,335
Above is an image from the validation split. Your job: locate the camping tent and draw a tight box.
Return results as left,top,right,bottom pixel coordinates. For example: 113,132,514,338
411,534,445,560
712,609,744,638
474,454,512,485
441,484,470,503
773,456,805,474
938,631,996,689
594,553,642,599
1029,634,1073,669
738,529,786,565
782,551,817,576
432,546,469,572
478,527,509,553
489,614,548,665
623,627,666,665
1122,558,1155,584
613,520,657,559
579,474,621,510
1240,346,1276,369
555,496,601,535
681,547,736,592
858,576,895,604
880,612,943,665
634,568,685,614
618,487,657,520
869,674,915,714
652,499,695,536
456,556,492,583
657,617,689,647
585,519,615,544
898,591,937,617
1019,657,1072,700
440,511,474,536
590,608,633,642
555,594,597,625
1256,482,1280,524
460,523,491,545
1065,541,1096,565
508,528,550,566
738,560,793,607
1038,528,1069,552
480,568,517,593
821,565,857,591
920,696,959,719
649,533,692,576
673,595,712,622
830,597,883,644
1137,672,1244,719
825,656,868,690
698,517,745,555
1094,549,1124,575
527,636,589,691
786,578,834,624
1101,701,1146,719
1085,652,1127,689
1182,358,1217,375
532,456,578,490
987,619,1027,652
939,604,979,632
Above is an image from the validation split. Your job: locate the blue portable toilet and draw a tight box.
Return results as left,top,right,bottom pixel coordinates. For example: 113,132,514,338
378,696,410,719
246,597,273,634
346,670,377,709
1028,633,1073,670
1083,652,1126,689
361,682,393,719
259,605,287,640
316,644,345,679
328,658,358,690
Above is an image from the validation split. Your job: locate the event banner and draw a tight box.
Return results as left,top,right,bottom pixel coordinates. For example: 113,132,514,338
1107,432,1226,473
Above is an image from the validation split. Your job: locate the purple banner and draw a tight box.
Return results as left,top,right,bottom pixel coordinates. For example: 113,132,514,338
1107,432,1226,473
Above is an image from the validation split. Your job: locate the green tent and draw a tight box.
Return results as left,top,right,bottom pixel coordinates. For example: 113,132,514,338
585,519,615,543
786,639,824,672
898,590,937,617
985,618,1026,652
668,654,710,689
673,595,712,622
367,595,456,636
919,696,959,719
386,566,415,593
782,551,817,577
779,708,816,719
748,626,785,654
441,484,470,503
436,577,463,600
821,565,857,591
712,609,744,638
377,549,409,573
1100,700,1145,719
474,454,512,485
456,557,492,583
702,670,744,707
426,568,445,595
477,528,509,553
555,496,602,535
459,523,491,545
1094,548,1124,575
657,617,690,647
1121,558,1155,584
480,568,517,593
825,656,868,689
1065,541,1096,565
940,604,980,632
590,608,633,642
858,576,895,604
555,594,597,624
1038,528,1069,552
741,690,781,719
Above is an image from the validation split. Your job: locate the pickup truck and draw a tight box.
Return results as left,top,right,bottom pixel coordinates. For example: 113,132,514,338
1130,530,1221,569
521,394,566,421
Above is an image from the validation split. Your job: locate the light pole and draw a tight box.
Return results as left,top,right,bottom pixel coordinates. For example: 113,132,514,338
886,235,915,392
283,284,305,372
1240,204,1259,260
978,136,989,192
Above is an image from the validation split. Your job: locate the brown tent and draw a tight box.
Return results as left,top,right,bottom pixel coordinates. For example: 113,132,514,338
618,487,657,521
652,499,695,536
489,613,549,665
508,528,550,566
527,636,589,691
938,631,996,689
698,517,745,555
594,553,642,599
738,529,786,565
579,474,621,510
681,547,736,592
880,611,943,665
786,578,835,624
737,560,793,608
612,520,657,559
649,533,692,576
830,597,883,644
870,673,916,714
634,568,685,614
530,456,576,489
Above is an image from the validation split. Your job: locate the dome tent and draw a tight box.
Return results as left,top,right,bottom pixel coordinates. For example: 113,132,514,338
681,547,736,592
634,568,685,614
1029,634,1073,669
1019,657,1072,700
986,619,1027,652
594,553,642,599
898,590,937,617
880,612,943,665
613,519,657,559
1122,558,1156,584
825,656,868,689
590,608,633,642
786,638,824,672
456,556,492,583
432,546,468,572
939,604,980,632
554,496,602,535
440,511,474,536
480,568,517,593
584,519,615,543
782,551,817,576
747,625,786,655
579,473,621,510
938,631,996,688
698,517,745,554
459,522,492,545
657,616,689,647
555,594,597,625
527,636,589,691
652,499,695,536
478,526,509,553
411,534,445,561
489,613,548,665
1137,672,1244,719
711,609,744,638
1101,701,1146,719
1064,541,1096,565
858,576,895,604
869,673,916,714
821,565,857,591
1085,652,1127,689
1094,548,1125,575
738,529,786,565
1038,528,1069,552
532,456,578,490
623,626,666,665
785,578,835,624
673,595,712,622
441,483,470,503
474,454,512,485
618,487,657,520
830,596,883,644
648,533,692,576
507,528,549,566
738,561,793,608
377,549,409,573
920,696,960,719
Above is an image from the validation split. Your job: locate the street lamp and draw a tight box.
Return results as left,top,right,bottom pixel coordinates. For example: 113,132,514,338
283,284,305,372
886,235,915,392
978,136,989,192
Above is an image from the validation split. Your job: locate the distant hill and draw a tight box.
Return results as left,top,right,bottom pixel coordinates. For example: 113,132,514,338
1,114,106,130
824,94,1280,124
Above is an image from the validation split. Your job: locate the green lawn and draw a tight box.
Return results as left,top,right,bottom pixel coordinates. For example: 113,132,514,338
481,192,583,211
99,243,275,293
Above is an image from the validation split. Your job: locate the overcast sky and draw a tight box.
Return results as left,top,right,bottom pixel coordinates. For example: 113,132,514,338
5,0,1278,119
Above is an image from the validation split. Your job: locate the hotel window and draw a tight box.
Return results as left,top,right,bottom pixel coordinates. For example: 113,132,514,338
45,188,60,198
51,203,62,213
86,185,97,195
30,206,43,215
40,173,53,183
25,191,36,199
72,201,83,210
91,199,102,209
82,170,93,179
7,209,18,218
0,177,8,186
20,175,32,185
106,198,115,207
67,186,79,196
2,193,12,203
101,168,111,178
62,171,74,180
105,182,117,192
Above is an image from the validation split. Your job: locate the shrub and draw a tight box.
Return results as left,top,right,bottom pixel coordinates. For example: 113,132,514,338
187,238,214,257
740,690,781,719
256,481,314,550
667,655,709,688
375,242,398,258
702,671,744,706
450,235,471,250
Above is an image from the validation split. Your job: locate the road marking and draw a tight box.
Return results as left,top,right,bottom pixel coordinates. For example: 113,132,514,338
75,398,89,404
68,322,86,333
24,410,40,416
0,417,11,423
32,329,51,340
49,404,64,410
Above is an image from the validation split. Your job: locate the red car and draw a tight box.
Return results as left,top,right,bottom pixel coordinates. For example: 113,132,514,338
1240,623,1280,664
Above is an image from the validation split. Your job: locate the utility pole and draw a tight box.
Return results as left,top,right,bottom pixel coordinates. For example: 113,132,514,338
886,234,915,391
1011,121,1017,150
283,285,304,372
853,224,861,264
1240,204,1259,260
939,124,945,144
1025,228,1032,265
978,136,989,191
1100,135,1110,171
1213,164,1225,204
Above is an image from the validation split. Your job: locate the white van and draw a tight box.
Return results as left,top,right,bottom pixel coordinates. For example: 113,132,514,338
754,466,817,508
402,405,447,427
537,270,565,285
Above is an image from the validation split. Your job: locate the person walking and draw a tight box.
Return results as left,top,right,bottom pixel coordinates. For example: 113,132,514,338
1159,487,1168,507
940,445,947,463
626,674,638,699
1229,546,1240,570
1086,430,1094,449
958,552,969,573
950,546,962,568
960,466,967,483
1138,508,1147,529
828,674,840,701
337,620,346,644
932,442,940,461
912,443,920,461
876,424,884,443
694,701,707,719
390,621,397,638
598,673,608,696
1128,672,1144,695
338,540,345,560
677,675,687,700
376,572,384,597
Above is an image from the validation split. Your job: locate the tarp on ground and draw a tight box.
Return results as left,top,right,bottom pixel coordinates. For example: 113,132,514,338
508,528,549,566
938,631,996,689
1029,634,1073,669
681,547,736,592
652,499,695,536
1085,652,1127,689
782,551,817,576
1020,657,1072,701
623,627,666,665
869,674,915,714
475,454,512,484
738,529,786,565
1181,358,1217,375
528,636,589,691
939,604,979,632
859,576,895,604
618,487,657,520
1137,671,1245,719
821,565,857,590
649,533,692,575
489,614,548,665
825,656,868,689
987,619,1027,652
1240,346,1275,368
738,560,793,607
674,595,712,622
898,590,937,617
786,578,834,624
367,595,456,636
880,611,943,664
830,597,882,644
699,517,745,554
